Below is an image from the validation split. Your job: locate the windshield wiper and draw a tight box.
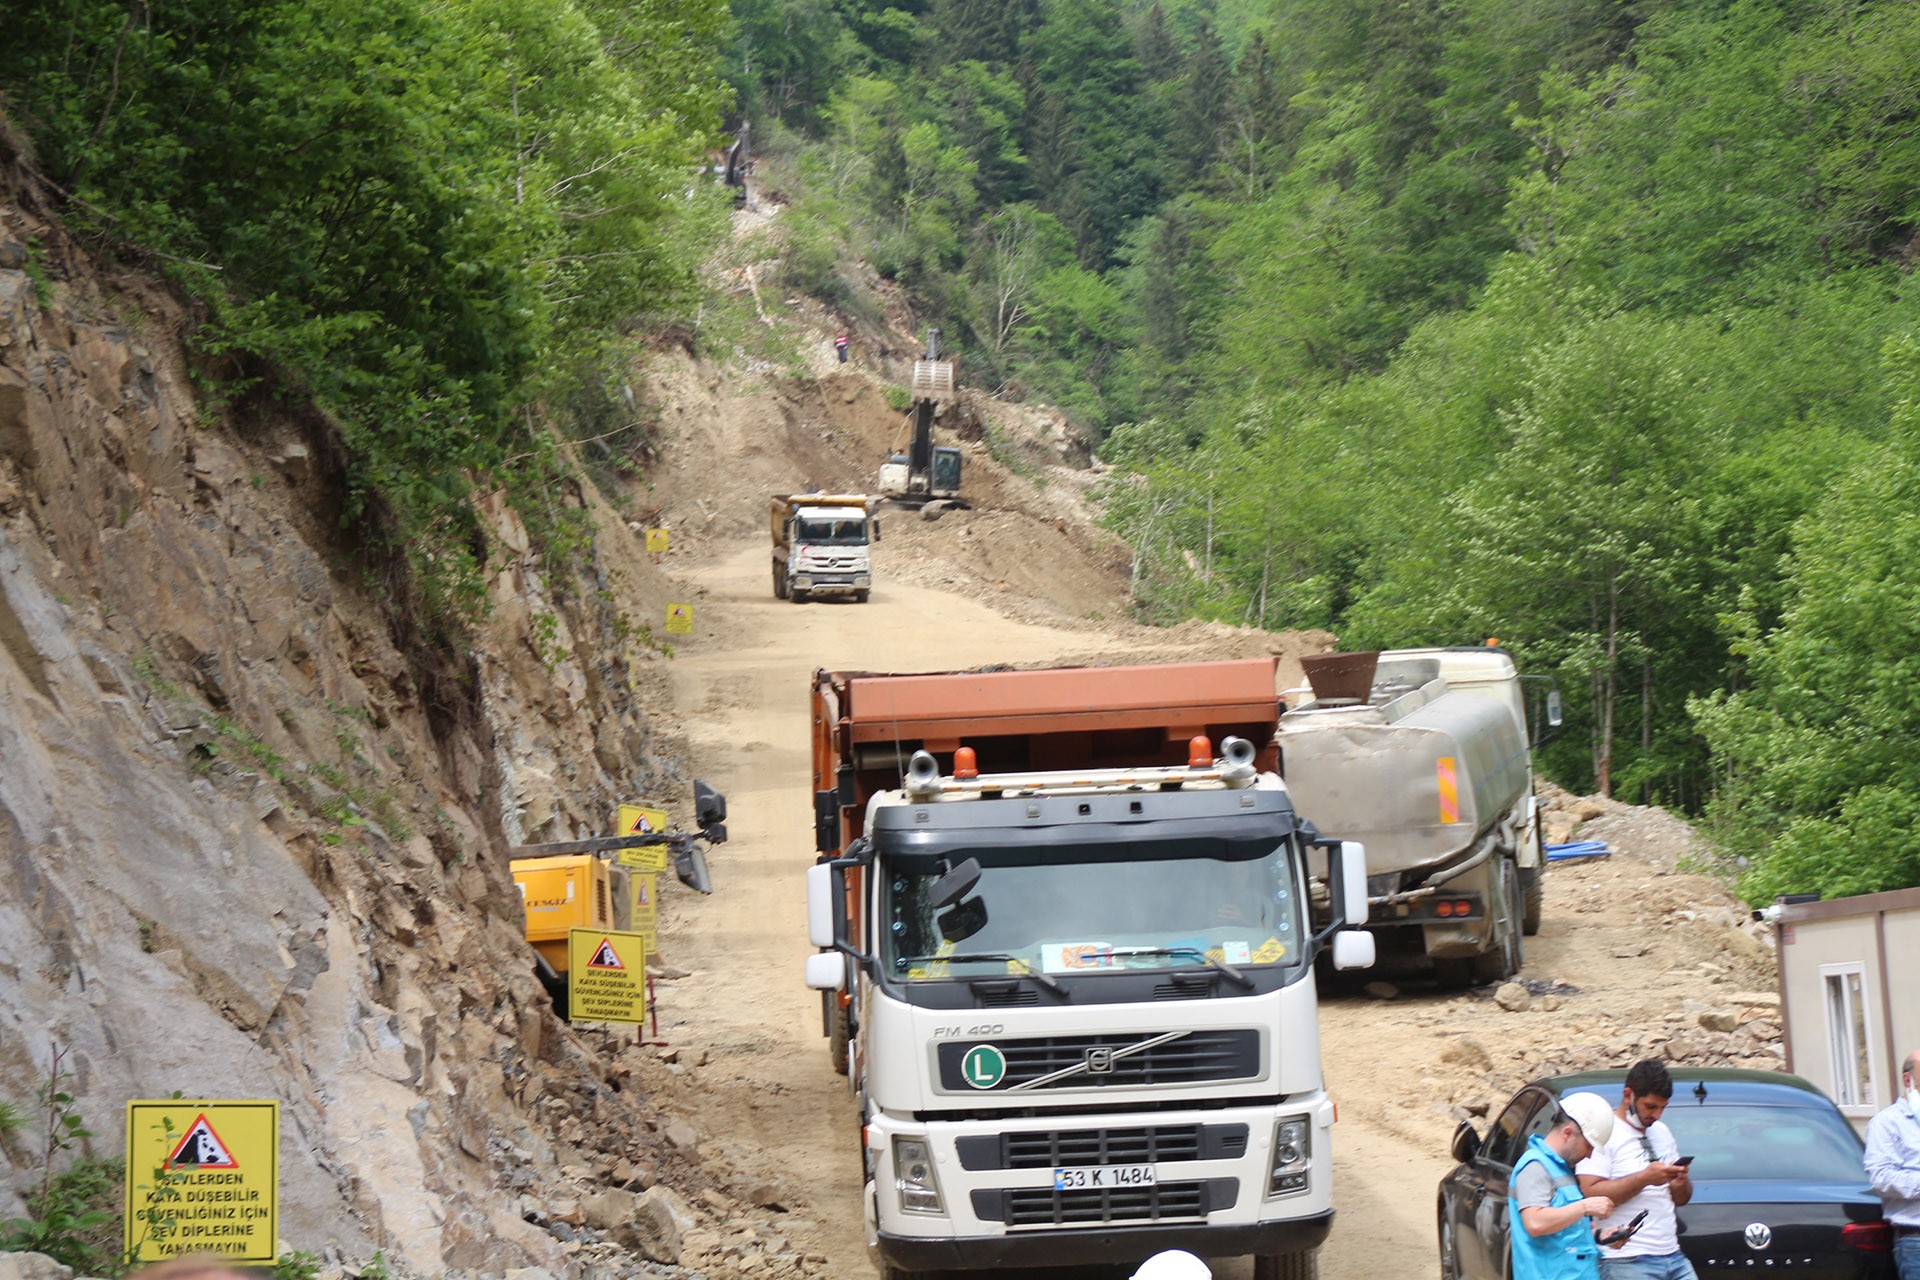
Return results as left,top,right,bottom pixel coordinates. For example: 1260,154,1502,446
898,952,1063,993
1111,946,1255,989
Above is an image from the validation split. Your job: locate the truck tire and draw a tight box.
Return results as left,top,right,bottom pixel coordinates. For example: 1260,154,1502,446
1254,1249,1319,1280
1473,860,1524,984
854,590,870,603
828,994,850,1076
1522,863,1543,936
773,566,788,599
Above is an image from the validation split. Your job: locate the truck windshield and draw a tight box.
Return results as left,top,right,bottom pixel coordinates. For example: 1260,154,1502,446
881,847,1304,981
795,517,868,545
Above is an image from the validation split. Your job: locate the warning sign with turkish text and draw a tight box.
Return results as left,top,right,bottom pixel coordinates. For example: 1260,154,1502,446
630,872,659,946
125,1099,278,1265
645,527,670,554
665,603,694,635
567,927,648,1023
615,804,670,872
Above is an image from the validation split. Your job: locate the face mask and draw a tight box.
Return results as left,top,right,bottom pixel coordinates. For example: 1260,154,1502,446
1908,1083,1920,1111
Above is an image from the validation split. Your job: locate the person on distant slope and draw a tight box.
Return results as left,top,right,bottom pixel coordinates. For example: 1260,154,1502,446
1576,1059,1695,1280
1511,1091,1627,1280
1866,1047,1920,1280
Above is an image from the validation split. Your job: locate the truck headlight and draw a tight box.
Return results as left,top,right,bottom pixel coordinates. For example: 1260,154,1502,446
892,1136,945,1215
1268,1116,1310,1197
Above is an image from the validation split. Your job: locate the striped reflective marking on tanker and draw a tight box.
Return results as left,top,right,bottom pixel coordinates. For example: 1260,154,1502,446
1436,756,1459,823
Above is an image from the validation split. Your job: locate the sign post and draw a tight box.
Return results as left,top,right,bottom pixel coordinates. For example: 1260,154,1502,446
125,1099,278,1266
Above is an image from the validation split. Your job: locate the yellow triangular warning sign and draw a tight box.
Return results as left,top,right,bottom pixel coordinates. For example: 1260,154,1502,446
587,938,624,970
167,1114,239,1169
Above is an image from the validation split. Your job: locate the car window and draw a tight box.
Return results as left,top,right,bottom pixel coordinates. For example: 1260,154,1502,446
1484,1089,1553,1167
1662,1100,1867,1182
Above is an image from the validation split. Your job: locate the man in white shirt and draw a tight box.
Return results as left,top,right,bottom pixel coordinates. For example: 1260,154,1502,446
1576,1060,1695,1280
1865,1048,1920,1279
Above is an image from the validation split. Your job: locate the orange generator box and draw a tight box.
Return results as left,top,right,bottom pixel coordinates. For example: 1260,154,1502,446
511,854,615,971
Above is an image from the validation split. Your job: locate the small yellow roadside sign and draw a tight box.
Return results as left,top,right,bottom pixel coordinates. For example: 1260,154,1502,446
645,527,670,554
125,1099,278,1265
568,927,648,1023
615,804,671,874
665,603,694,634
630,873,659,945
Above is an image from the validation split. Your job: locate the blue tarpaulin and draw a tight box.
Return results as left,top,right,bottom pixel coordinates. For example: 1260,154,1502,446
1545,840,1610,861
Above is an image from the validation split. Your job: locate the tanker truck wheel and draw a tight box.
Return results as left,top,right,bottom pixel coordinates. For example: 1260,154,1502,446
1254,1248,1319,1280
1472,861,1524,984
772,565,789,599
1521,864,1543,936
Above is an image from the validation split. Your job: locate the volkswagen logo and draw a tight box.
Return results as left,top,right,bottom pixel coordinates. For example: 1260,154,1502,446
1086,1047,1114,1074
1743,1222,1773,1251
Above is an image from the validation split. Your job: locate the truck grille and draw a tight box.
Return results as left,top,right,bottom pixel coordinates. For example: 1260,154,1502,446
956,1124,1249,1171
972,1178,1236,1226
937,1030,1260,1091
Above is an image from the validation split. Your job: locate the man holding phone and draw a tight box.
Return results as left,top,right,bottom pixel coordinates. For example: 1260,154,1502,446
1576,1060,1696,1280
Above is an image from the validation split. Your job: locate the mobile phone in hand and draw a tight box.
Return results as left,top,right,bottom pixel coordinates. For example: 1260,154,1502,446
1604,1210,1650,1245
1675,1155,1695,1166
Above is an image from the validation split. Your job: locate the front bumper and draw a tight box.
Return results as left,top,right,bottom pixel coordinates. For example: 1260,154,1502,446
878,1212,1333,1269
791,572,870,594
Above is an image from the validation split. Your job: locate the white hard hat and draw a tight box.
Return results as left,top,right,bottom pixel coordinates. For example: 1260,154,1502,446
1559,1091,1616,1147
1131,1250,1212,1280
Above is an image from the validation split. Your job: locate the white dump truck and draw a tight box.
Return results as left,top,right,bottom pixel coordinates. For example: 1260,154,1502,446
770,493,879,602
1277,646,1560,987
804,659,1376,1280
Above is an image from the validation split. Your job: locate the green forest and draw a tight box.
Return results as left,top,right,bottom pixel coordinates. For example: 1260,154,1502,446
4,0,1918,905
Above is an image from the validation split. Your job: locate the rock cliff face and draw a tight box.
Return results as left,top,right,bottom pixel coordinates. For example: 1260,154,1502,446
0,125,688,1275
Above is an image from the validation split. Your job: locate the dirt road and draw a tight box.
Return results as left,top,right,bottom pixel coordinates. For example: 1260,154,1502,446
641,539,1446,1279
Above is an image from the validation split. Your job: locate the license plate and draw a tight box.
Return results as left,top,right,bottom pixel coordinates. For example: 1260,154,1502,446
1054,1164,1157,1190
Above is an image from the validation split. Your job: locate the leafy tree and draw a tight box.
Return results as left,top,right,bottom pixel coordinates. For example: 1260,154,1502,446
1696,334,1920,902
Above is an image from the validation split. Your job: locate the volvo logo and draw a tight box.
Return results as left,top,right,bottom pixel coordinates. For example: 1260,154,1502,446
1085,1047,1114,1074
1744,1222,1773,1251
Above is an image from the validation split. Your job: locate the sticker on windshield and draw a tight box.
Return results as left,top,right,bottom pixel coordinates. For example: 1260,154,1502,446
1042,942,1117,972
1252,937,1288,963
1217,941,1253,965
906,939,955,979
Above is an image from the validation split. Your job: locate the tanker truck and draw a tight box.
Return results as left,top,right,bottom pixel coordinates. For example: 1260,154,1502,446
1277,646,1559,988
802,659,1375,1280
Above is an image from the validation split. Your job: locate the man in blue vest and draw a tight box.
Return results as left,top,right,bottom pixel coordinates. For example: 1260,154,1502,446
1511,1091,1625,1280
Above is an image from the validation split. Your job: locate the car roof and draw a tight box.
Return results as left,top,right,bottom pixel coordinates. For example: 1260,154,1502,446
1539,1067,1837,1107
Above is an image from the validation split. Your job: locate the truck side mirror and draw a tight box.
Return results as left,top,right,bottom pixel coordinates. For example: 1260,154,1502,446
872,519,880,543
814,789,839,853
1337,841,1368,926
937,899,988,944
1331,930,1375,971
1546,689,1563,729
804,951,846,991
930,857,982,907
807,862,836,948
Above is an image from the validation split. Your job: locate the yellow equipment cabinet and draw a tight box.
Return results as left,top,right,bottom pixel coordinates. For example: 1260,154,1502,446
513,854,624,983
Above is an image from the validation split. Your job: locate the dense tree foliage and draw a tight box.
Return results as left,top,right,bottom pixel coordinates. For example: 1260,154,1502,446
2,0,731,617
734,0,1920,901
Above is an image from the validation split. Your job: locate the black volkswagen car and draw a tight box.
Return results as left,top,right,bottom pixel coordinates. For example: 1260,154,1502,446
1437,1068,1894,1280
